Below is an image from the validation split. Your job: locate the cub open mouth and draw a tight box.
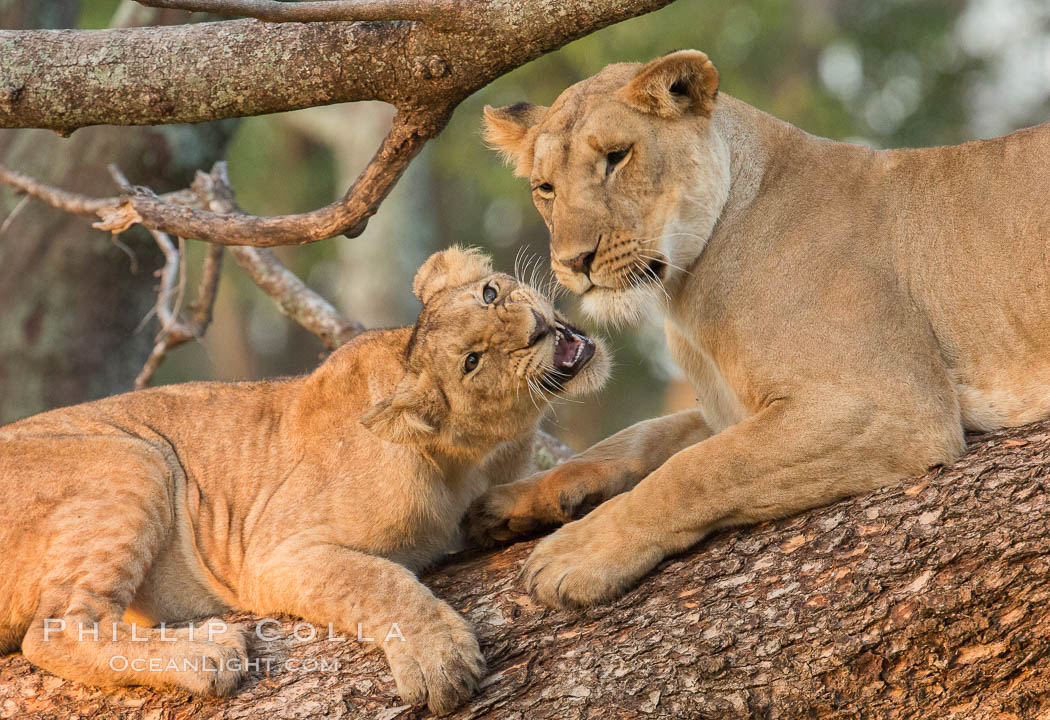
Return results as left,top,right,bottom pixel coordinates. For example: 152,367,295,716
543,320,595,390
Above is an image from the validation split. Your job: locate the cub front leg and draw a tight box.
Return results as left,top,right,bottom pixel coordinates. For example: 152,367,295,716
241,542,485,715
523,397,963,609
467,410,712,546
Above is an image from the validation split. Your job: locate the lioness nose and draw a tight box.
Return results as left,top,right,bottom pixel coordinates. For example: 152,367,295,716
561,250,596,276
527,309,550,347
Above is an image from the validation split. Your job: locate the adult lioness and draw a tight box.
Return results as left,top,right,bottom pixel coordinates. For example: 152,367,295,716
0,248,607,714
471,50,1050,610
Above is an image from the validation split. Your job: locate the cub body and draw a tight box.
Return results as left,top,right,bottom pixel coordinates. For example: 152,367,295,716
0,248,607,713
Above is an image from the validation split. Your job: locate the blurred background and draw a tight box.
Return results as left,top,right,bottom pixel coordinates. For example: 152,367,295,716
3,0,1049,450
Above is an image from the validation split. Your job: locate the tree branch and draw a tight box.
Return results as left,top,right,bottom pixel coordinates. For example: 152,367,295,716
93,113,432,246
134,234,223,389
0,1,673,131
2,420,1048,718
134,0,463,27
0,157,364,379
0,162,196,218
192,164,364,347
0,0,674,246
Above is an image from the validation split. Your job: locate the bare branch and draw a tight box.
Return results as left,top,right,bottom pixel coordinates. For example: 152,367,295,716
0,157,362,354
0,163,121,218
0,162,197,218
134,234,224,389
232,246,363,348
150,229,181,330
96,113,433,246
193,164,364,347
0,1,673,130
134,0,462,26
1,0,673,246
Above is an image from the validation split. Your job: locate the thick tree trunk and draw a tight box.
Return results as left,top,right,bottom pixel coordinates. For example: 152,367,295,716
0,5,235,422
2,421,1048,719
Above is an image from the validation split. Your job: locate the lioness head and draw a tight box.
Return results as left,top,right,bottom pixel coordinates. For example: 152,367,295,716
483,50,730,325
361,247,609,456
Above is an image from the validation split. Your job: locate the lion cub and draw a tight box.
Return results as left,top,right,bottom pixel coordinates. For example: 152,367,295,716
0,247,607,714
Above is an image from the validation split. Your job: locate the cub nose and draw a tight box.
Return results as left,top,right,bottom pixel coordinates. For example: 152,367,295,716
560,250,596,276
527,309,550,347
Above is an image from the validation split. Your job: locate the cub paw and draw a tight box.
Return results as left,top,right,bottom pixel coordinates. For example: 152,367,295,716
178,638,248,697
383,602,486,715
198,618,251,656
466,461,613,548
465,480,542,547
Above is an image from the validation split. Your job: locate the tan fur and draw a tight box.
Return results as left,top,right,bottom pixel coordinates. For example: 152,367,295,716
472,50,1050,609
0,248,607,713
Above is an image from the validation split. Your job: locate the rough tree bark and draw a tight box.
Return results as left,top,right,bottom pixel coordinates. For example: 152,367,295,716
0,4,235,423
0,0,674,131
2,421,1048,719
0,0,676,247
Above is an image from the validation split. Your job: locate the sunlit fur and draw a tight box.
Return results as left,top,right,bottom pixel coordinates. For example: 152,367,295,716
0,247,607,714
361,246,610,454
477,49,1050,613
483,50,729,327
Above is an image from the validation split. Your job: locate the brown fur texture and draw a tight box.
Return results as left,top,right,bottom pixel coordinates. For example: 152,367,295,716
0,248,607,714
472,50,1050,610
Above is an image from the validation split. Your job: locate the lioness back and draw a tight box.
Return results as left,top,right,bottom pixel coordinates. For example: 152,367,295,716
472,50,1050,612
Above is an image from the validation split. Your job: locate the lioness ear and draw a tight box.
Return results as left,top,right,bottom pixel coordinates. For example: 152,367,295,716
482,102,548,178
618,50,719,119
360,372,447,446
413,246,493,305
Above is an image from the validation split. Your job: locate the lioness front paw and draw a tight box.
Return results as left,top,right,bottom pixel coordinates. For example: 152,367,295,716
383,601,486,715
522,496,665,610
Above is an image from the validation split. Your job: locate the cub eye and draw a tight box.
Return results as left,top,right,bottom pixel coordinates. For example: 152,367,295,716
482,283,498,304
464,352,481,374
606,147,630,176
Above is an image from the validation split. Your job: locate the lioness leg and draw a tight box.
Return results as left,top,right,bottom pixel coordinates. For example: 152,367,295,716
522,395,964,609
5,436,246,695
467,409,712,545
240,542,485,715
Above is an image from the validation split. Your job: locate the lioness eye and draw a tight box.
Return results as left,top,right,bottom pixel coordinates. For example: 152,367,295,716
606,147,630,175
534,182,554,196
464,352,480,374
482,283,498,304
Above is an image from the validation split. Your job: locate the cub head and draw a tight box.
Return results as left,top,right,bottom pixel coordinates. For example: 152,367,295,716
361,247,609,457
483,50,731,326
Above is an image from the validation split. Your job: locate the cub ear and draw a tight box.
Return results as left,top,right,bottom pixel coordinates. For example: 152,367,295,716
360,372,447,446
482,102,548,178
413,246,493,305
617,50,719,119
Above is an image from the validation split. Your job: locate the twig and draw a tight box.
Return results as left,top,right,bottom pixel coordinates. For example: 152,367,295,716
133,0,462,26
0,157,361,372
193,164,363,348
150,229,180,330
0,195,30,237
92,113,435,247
1,119,429,248
134,237,224,389
0,162,198,218
0,164,122,218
